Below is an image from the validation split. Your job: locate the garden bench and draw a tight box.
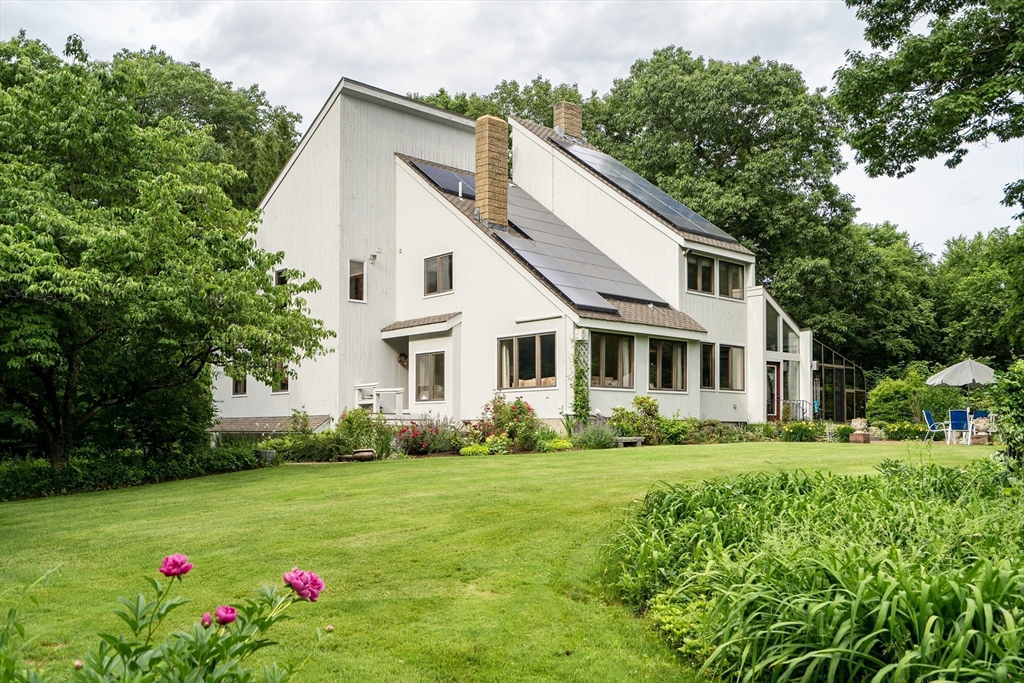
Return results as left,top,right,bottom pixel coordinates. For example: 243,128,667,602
614,437,644,448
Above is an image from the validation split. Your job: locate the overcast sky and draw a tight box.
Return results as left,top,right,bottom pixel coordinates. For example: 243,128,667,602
2,0,1021,257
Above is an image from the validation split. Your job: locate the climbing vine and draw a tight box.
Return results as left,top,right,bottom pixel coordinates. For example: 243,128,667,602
571,335,591,423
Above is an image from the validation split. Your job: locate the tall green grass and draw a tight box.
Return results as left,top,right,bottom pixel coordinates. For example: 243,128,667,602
606,459,1024,681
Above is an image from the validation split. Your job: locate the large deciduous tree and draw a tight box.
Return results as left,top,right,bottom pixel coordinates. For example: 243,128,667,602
0,33,332,467
834,0,1024,215
585,47,856,283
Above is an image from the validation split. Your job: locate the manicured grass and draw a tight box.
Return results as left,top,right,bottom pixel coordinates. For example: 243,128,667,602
0,442,984,682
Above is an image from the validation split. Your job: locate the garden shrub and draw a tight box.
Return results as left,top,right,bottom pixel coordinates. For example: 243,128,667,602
660,417,696,445
609,396,663,444
866,376,915,424
478,395,541,451
571,423,617,450
835,424,855,442
485,433,512,455
266,409,394,461
606,459,1024,680
539,438,574,452
883,421,928,440
459,444,489,456
993,360,1024,459
780,420,817,442
0,442,265,503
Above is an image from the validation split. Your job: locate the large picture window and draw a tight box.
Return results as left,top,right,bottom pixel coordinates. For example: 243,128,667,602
590,333,634,388
687,254,714,294
649,339,686,391
719,261,744,299
783,321,799,353
766,303,780,351
424,253,453,295
719,345,745,391
415,352,445,402
499,333,556,389
349,260,365,301
700,343,715,389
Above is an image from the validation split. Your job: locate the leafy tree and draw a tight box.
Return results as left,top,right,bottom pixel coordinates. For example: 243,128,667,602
834,0,1024,216
413,75,583,128
0,34,332,468
771,222,936,370
931,228,1017,367
585,47,856,282
110,47,301,211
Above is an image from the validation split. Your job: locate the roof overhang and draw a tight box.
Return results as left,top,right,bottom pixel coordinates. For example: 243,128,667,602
382,312,462,340
578,317,707,340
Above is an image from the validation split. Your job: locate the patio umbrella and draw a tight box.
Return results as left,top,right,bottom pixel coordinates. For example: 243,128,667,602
926,358,996,389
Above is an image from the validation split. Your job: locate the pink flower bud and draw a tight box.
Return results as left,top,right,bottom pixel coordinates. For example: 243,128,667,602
201,612,212,627
74,661,84,670
326,624,334,632
158,554,193,577
214,605,236,625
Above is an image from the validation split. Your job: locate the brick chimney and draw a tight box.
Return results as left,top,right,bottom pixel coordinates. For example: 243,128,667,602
553,101,583,139
475,115,508,226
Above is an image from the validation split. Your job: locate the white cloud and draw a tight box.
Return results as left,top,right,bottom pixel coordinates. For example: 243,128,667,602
1,0,1020,255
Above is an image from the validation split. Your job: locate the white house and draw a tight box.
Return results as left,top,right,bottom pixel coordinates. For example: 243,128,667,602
213,79,820,431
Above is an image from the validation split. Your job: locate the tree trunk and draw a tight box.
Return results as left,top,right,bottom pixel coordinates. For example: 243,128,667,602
47,433,68,470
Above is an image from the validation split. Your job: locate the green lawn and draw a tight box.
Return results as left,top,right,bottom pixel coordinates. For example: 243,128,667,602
0,442,985,682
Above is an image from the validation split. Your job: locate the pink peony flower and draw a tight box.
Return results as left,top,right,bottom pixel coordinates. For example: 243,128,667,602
159,554,193,577
282,567,325,602
214,605,236,625
201,612,212,627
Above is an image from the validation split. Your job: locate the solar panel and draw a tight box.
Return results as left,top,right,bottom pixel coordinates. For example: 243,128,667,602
551,138,738,243
411,161,476,199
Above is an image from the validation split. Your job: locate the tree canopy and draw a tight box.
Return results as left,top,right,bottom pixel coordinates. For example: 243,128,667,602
0,33,331,466
834,0,1024,216
413,75,583,128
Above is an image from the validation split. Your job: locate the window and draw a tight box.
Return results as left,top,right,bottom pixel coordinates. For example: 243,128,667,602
700,343,715,389
687,254,714,294
415,352,445,401
719,345,745,391
424,253,453,295
649,339,686,391
499,333,556,389
272,361,289,393
590,333,634,388
349,260,365,301
232,376,247,396
274,269,287,286
766,303,780,351
719,261,744,299
783,322,799,353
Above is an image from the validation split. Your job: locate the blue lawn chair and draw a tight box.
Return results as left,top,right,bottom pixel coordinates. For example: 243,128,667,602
972,410,990,420
923,410,947,443
948,409,970,445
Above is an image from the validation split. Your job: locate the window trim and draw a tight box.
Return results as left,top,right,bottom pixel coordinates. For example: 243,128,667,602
700,342,716,390
271,361,289,394
414,351,446,403
498,332,557,390
649,338,687,392
348,259,366,303
590,332,635,390
231,375,247,397
719,344,746,392
423,252,454,297
718,260,745,300
686,253,715,296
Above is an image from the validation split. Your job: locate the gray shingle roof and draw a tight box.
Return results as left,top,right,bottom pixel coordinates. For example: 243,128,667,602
210,415,333,434
381,312,461,332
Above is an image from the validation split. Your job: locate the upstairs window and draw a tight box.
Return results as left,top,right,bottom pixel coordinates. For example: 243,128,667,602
349,260,365,302
687,254,714,294
700,343,715,389
499,333,556,389
783,321,800,353
274,269,287,286
720,345,745,391
591,333,634,389
649,339,686,391
415,352,445,401
424,253,453,295
272,361,289,393
719,261,744,299
766,303,780,351
232,376,247,396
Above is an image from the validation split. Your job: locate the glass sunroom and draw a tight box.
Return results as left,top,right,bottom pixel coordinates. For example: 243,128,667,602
812,341,866,422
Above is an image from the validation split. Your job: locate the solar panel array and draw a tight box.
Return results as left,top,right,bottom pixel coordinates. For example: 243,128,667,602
551,138,738,243
501,187,666,313
411,160,476,199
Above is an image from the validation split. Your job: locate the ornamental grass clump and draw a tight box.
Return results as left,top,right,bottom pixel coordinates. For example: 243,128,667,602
605,459,1024,682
